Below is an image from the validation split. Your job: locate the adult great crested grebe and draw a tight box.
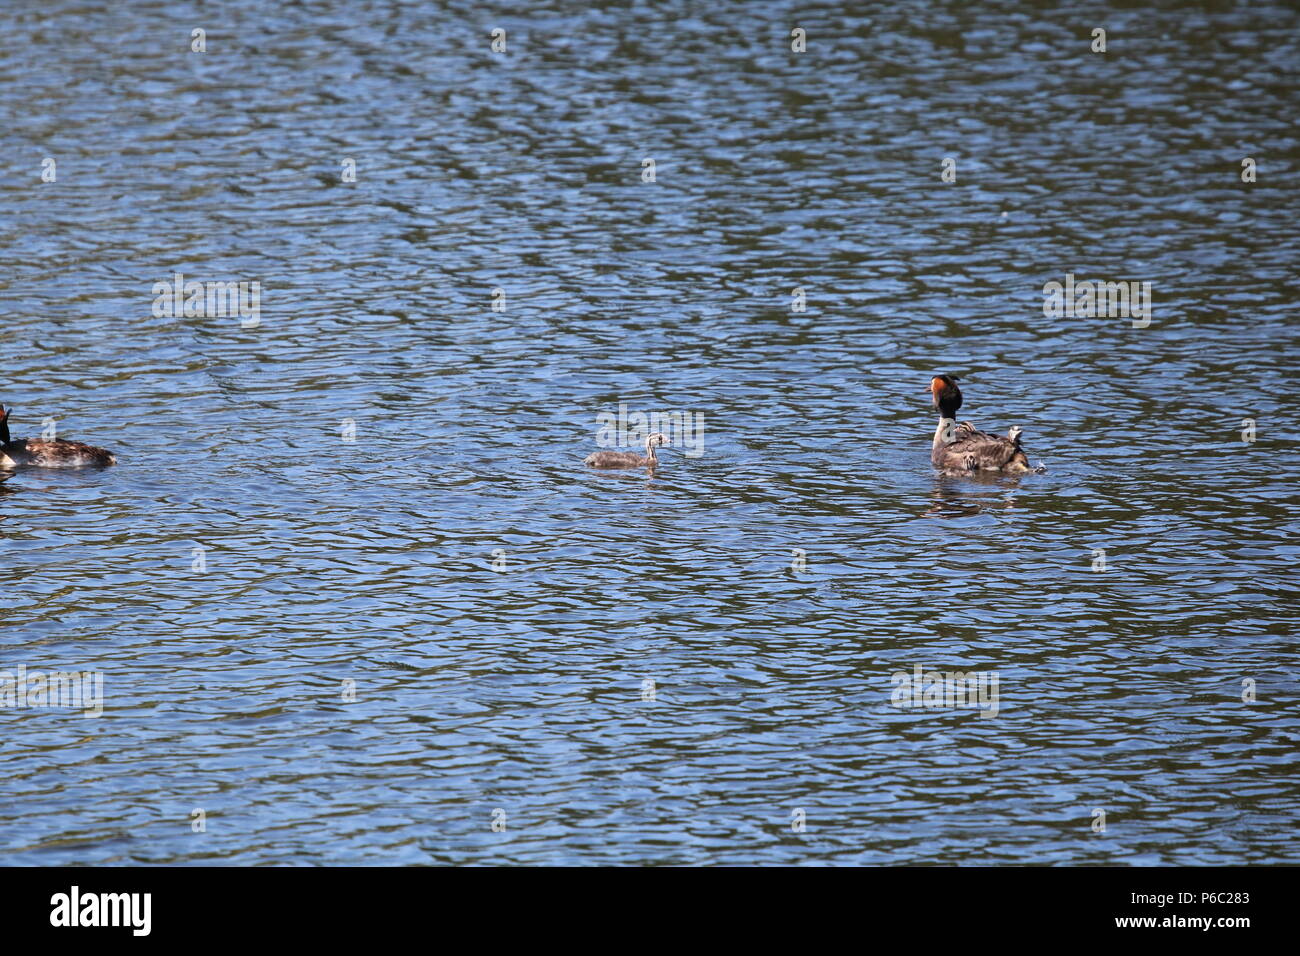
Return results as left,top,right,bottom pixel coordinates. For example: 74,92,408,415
926,375,1042,476
0,406,116,468
584,432,669,469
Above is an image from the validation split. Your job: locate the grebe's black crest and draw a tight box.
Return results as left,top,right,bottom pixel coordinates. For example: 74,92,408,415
927,374,963,419
0,406,116,469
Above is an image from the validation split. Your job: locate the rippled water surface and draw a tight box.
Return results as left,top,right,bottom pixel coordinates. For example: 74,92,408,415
1,0,1297,865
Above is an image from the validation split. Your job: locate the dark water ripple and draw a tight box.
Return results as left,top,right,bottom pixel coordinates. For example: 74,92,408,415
0,0,1297,864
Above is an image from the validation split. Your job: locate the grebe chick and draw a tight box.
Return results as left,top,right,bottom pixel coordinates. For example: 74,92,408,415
926,377,1041,476
0,406,116,468
584,432,669,469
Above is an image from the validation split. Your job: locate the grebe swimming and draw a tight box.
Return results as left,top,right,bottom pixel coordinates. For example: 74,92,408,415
0,406,116,468
927,376,1041,476
584,432,669,469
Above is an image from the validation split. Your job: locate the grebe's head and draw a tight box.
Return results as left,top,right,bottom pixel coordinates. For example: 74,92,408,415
644,432,669,451
0,406,10,445
1008,425,1023,445
927,375,963,418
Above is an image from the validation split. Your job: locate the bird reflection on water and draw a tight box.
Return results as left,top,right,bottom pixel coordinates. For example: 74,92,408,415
924,473,1025,519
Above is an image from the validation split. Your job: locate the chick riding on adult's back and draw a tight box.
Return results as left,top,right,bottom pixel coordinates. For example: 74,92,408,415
926,375,1043,476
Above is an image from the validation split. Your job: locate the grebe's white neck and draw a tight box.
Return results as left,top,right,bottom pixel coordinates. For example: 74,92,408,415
932,417,956,466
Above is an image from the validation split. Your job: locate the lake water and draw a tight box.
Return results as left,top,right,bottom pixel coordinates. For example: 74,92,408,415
1,0,1297,865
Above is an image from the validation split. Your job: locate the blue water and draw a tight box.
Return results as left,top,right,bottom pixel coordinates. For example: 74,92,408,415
1,0,1297,864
